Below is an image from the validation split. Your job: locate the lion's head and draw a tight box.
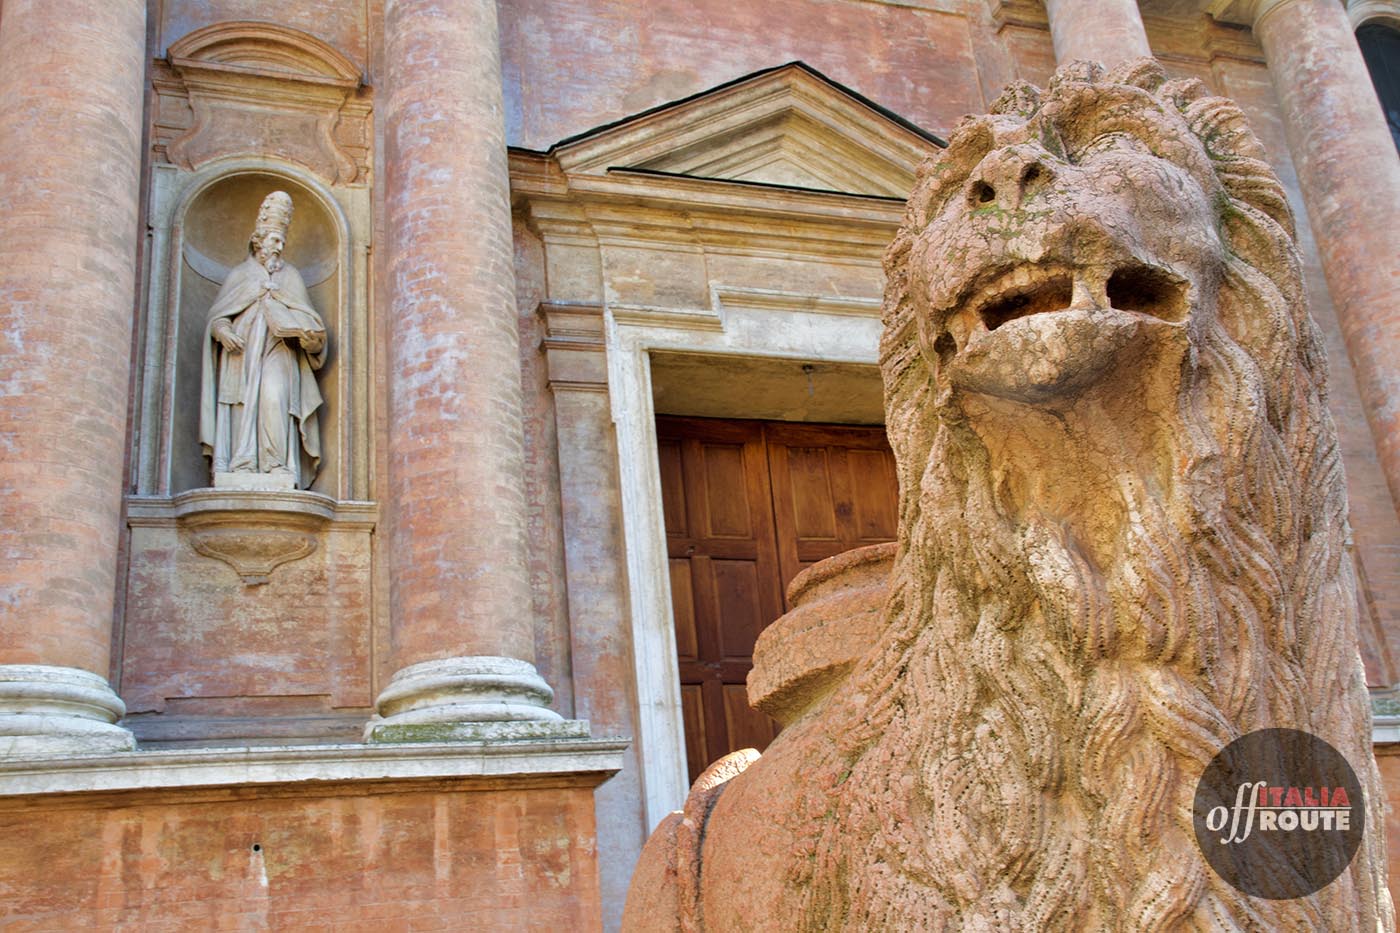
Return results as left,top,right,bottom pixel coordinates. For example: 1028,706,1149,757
790,59,1390,930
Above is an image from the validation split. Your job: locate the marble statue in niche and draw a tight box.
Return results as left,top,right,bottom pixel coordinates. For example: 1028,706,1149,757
200,191,326,490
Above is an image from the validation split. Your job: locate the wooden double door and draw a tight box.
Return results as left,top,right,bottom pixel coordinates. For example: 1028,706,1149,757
656,416,898,784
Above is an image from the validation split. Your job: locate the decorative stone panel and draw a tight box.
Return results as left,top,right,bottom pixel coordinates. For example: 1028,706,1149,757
153,21,371,184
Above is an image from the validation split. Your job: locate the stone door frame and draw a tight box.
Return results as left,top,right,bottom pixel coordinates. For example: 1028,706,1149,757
605,294,883,828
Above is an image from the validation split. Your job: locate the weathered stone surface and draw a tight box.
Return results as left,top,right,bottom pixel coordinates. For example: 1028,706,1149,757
202,191,328,490
0,773,614,930
160,22,367,184
121,494,376,739
0,0,145,677
747,542,894,727
625,59,1393,930
1043,0,1151,67
375,0,564,735
1250,0,1400,527
0,0,146,756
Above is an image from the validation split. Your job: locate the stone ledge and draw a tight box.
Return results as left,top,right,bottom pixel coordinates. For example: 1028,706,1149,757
1373,716,1400,746
0,737,629,797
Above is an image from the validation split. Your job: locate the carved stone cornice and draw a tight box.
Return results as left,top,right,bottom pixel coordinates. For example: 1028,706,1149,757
1145,12,1265,65
988,0,1050,30
1349,0,1400,28
1208,0,1297,27
155,22,370,185
127,490,376,586
541,302,607,391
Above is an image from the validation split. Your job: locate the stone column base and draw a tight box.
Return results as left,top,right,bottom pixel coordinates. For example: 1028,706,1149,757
0,665,135,757
365,657,589,743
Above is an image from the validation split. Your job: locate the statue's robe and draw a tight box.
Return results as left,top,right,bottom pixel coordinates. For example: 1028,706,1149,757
199,255,326,487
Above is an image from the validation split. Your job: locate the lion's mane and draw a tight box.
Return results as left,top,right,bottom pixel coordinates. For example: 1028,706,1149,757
789,60,1391,931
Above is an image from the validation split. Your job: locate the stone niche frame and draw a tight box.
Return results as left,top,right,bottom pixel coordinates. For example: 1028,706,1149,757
514,62,942,828
122,155,374,742
132,157,371,501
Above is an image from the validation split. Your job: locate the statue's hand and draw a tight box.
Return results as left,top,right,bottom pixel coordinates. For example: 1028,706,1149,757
214,327,244,353
301,332,325,354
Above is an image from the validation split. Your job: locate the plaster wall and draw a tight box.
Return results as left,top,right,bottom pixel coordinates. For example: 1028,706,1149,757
500,0,990,151
0,779,604,931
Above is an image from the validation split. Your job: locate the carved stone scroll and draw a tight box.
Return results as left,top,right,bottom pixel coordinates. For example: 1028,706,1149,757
156,22,367,184
173,489,333,586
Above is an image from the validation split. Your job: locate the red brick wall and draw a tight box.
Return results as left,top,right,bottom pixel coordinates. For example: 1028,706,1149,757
1376,749,1400,908
500,0,989,150
0,779,604,932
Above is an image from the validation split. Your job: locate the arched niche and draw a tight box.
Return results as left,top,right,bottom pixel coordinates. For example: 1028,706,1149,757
170,170,345,495
134,157,370,502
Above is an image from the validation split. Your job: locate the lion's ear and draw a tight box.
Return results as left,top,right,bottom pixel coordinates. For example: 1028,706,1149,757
1106,58,1166,93
1159,77,1211,111
1183,97,1297,239
991,81,1041,119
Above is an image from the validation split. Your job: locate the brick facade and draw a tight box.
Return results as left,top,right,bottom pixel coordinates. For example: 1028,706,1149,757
1,1,1398,929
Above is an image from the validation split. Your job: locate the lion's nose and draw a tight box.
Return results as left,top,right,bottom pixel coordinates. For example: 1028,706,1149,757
966,146,1055,212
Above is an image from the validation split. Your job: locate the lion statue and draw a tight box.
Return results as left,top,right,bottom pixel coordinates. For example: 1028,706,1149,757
623,59,1393,931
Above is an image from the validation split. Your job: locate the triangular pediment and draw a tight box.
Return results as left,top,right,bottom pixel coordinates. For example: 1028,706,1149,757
551,62,943,199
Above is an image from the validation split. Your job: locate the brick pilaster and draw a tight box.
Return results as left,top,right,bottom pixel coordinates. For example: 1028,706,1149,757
371,0,575,739
0,0,146,754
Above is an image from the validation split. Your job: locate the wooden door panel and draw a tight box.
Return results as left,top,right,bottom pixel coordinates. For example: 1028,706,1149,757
765,422,898,596
849,448,899,540
657,416,895,785
658,438,688,537
698,443,754,537
669,558,699,660
782,446,839,540
710,559,766,660
680,685,709,783
658,417,785,784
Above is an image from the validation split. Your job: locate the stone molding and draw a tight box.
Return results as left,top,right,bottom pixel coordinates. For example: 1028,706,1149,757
0,737,629,797
0,666,135,758
1349,0,1400,28
513,70,914,825
988,0,1049,30
548,62,940,198
365,657,589,743
127,491,376,586
1144,13,1266,65
157,22,369,184
542,302,608,391
516,158,904,334
1208,0,1298,27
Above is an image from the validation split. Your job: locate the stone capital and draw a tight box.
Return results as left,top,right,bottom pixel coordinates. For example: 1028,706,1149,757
1208,0,1300,27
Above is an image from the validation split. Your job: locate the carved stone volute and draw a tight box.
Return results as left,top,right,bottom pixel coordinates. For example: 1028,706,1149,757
171,489,333,585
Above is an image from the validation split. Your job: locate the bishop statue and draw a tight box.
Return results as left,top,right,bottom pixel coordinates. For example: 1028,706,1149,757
199,191,326,490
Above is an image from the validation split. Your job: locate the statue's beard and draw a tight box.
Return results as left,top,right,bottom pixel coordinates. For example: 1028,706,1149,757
258,250,283,273
796,324,1375,931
